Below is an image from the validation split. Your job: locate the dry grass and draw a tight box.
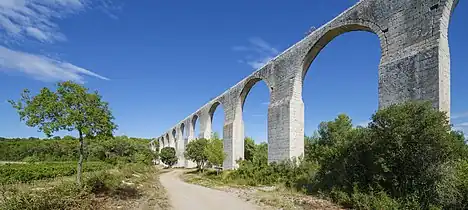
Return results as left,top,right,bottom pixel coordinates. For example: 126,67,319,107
0,164,170,210
181,170,342,210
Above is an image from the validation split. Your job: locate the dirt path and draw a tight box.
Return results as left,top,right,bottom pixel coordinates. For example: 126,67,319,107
159,170,262,210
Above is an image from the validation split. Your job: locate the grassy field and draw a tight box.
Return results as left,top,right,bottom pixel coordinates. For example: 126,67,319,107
0,163,169,210
0,161,111,184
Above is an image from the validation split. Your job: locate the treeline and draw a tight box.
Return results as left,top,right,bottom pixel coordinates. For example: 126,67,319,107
0,136,157,165
0,135,77,142
214,102,468,209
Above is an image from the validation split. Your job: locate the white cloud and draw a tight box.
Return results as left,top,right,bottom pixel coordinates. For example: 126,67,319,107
261,102,269,105
0,0,83,43
0,0,119,82
0,0,121,43
452,112,468,119
455,122,468,127
233,37,279,69
0,46,108,83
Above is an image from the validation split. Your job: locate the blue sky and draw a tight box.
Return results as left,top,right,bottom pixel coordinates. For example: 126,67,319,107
0,0,467,142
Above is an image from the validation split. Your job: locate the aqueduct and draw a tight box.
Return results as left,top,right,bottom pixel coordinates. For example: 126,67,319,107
151,0,459,169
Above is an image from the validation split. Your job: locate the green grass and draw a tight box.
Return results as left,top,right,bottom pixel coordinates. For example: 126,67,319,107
0,161,111,184
0,164,170,210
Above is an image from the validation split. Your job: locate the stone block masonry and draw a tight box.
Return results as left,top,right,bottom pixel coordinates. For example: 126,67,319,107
154,0,458,169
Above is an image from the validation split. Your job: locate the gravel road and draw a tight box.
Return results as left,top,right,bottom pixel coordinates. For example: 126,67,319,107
159,170,261,210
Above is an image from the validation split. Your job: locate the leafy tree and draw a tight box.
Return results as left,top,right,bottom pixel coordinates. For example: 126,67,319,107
184,138,209,171
63,135,76,141
205,138,225,168
305,115,354,164
315,101,468,208
9,81,117,186
366,101,463,207
160,147,178,167
244,137,256,162
253,142,268,164
317,114,353,147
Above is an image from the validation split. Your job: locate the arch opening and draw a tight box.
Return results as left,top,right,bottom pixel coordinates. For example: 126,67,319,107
180,123,186,140
209,101,225,139
192,115,200,139
302,23,385,81
302,27,381,137
172,129,177,149
240,78,271,147
165,133,170,147
447,1,467,136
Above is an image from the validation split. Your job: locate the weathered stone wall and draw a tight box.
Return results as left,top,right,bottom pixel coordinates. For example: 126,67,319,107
156,0,458,169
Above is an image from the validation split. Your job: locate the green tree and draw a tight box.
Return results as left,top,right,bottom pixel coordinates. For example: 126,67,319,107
305,114,354,164
315,101,468,208
317,113,353,146
367,101,463,207
244,137,256,162
205,138,225,168
63,135,75,141
160,147,178,167
9,81,117,186
253,142,268,165
184,138,209,171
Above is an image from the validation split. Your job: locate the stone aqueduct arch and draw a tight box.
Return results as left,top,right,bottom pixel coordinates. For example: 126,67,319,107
151,0,459,169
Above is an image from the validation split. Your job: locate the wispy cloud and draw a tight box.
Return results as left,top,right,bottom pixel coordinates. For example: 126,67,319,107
0,0,121,43
0,0,119,82
455,122,468,127
261,102,269,105
233,37,279,69
0,46,109,83
452,112,468,120
0,0,83,43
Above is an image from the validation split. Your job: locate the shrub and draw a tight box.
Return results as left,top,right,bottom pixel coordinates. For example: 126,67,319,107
22,156,40,163
313,101,468,208
184,138,209,170
160,147,178,167
198,101,468,209
83,170,121,194
0,136,156,165
0,163,155,210
244,137,256,162
0,181,91,210
205,138,225,168
0,162,111,184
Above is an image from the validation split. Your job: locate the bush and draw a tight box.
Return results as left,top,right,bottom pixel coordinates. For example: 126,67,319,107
22,156,40,163
312,101,468,208
160,147,178,167
197,101,468,210
205,138,225,168
184,138,209,170
0,136,157,165
83,170,121,194
0,162,111,184
0,163,155,210
0,181,90,210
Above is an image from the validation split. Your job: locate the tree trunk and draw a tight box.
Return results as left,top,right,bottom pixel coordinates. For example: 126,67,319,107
77,130,84,186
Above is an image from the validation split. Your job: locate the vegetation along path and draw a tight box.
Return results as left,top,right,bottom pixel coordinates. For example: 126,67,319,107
160,170,262,210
